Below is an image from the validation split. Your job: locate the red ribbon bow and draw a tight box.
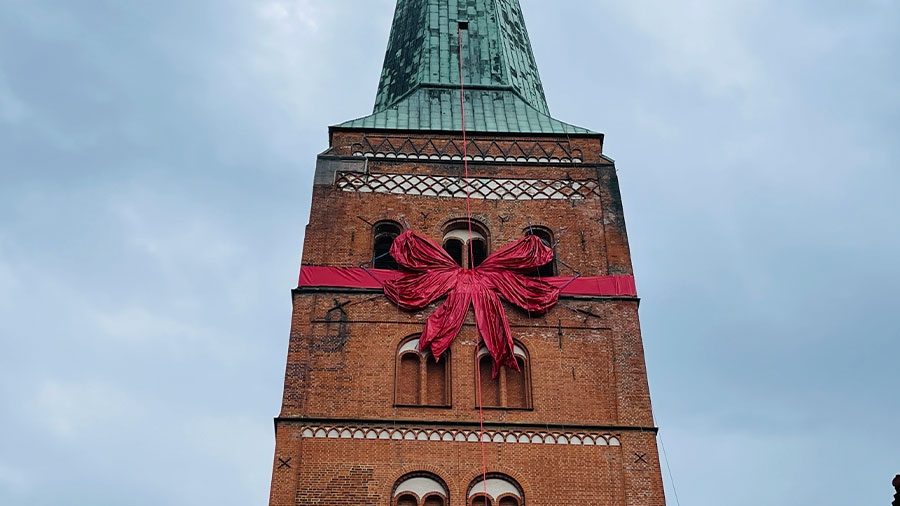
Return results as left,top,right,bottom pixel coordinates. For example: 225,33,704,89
383,230,560,377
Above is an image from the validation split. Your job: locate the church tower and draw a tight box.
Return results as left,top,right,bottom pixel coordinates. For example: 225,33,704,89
268,1,667,505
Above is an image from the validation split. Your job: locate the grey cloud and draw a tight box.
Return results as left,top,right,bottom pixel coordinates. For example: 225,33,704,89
1,0,897,505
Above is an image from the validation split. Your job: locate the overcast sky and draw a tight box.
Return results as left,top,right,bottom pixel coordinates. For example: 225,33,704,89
0,0,898,505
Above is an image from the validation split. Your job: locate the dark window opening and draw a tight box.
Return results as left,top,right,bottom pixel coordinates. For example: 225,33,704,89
469,239,487,268
397,495,417,506
373,222,402,269
442,221,489,269
467,474,524,506
526,228,556,277
444,238,464,267
423,496,445,506
374,235,399,269
393,473,449,506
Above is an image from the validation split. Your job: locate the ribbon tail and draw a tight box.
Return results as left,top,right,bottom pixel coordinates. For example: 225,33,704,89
419,290,470,361
472,289,518,378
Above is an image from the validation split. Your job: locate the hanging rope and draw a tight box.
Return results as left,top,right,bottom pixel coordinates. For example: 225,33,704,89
654,412,683,506
458,22,489,504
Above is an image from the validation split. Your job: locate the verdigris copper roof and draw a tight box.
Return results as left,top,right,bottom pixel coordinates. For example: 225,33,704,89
336,0,595,134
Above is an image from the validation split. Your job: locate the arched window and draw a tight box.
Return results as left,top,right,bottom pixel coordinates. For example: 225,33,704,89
374,221,403,269
393,473,449,506
475,343,531,409
397,495,417,506
395,336,450,407
443,220,489,269
467,474,524,506
524,226,556,277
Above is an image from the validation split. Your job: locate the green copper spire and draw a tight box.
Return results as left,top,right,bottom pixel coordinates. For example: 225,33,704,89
337,0,594,134
373,0,549,114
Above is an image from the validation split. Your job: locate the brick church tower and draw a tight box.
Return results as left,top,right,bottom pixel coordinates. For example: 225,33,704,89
268,1,667,505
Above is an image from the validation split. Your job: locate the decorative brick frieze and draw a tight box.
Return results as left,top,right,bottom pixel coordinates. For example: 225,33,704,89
297,424,622,446
335,172,601,201
347,136,585,164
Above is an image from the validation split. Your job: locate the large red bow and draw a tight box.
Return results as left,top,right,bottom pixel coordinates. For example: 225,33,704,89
383,230,560,377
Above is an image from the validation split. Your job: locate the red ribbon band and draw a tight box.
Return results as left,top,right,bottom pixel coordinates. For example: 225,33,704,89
298,231,636,375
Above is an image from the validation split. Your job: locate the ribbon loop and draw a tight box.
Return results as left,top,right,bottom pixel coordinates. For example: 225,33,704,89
383,231,560,376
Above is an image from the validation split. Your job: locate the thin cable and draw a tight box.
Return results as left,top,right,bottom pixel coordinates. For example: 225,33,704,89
475,351,489,500
458,24,488,501
658,428,682,506
458,26,475,269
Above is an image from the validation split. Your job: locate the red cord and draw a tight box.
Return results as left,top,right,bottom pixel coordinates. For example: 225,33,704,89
458,28,475,266
458,24,489,502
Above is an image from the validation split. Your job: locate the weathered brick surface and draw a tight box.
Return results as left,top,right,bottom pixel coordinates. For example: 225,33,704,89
270,429,665,506
279,295,653,427
301,169,630,277
325,131,607,164
269,130,665,505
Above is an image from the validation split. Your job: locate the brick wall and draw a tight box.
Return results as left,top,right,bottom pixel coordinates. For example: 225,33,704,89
270,430,664,506
269,129,665,506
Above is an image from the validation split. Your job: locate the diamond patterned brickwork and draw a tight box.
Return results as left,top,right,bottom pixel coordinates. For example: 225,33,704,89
348,136,584,164
335,172,601,201
326,131,609,166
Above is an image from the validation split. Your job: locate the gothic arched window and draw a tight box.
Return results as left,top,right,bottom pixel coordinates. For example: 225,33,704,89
395,336,450,407
467,474,524,506
475,342,531,409
525,226,556,277
393,473,449,506
373,221,403,270
443,220,488,269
